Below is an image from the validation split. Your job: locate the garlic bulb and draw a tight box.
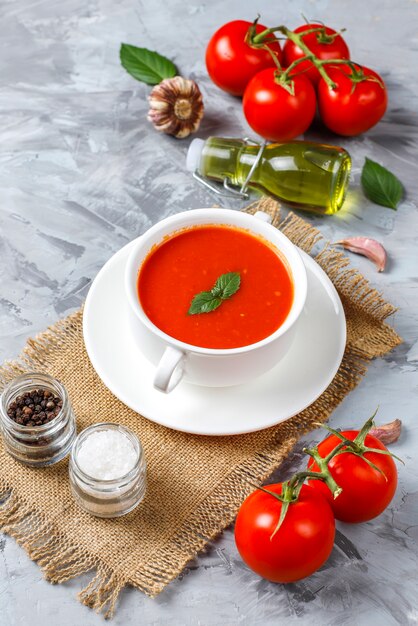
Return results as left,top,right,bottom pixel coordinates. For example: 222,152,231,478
147,76,204,139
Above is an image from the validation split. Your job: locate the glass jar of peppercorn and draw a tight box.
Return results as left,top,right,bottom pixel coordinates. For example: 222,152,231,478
0,372,77,467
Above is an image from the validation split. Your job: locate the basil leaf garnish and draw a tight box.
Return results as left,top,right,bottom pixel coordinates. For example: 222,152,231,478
188,272,241,315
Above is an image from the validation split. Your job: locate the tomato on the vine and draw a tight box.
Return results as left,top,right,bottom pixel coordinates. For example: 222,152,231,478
205,20,283,96
234,483,335,583
317,63,387,136
243,69,316,141
307,430,397,523
283,23,350,85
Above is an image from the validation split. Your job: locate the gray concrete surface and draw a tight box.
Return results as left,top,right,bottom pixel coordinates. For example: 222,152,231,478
0,0,417,624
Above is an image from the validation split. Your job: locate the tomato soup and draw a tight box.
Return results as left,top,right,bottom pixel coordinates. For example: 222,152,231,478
137,225,294,349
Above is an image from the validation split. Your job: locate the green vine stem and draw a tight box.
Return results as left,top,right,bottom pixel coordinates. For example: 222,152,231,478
250,22,376,91
255,411,403,540
252,24,339,89
246,16,283,74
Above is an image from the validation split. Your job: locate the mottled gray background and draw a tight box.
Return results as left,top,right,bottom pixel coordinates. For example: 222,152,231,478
1,0,417,624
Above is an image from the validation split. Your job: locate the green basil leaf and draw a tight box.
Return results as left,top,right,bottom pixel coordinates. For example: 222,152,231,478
188,291,222,315
188,272,241,315
361,157,403,210
213,272,241,299
120,43,177,86
199,297,223,313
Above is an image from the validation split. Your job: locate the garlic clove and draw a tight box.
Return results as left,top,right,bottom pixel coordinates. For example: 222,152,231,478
147,76,204,139
369,419,402,445
335,237,387,272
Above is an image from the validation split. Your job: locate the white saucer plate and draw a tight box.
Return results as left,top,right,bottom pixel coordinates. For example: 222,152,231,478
83,242,346,436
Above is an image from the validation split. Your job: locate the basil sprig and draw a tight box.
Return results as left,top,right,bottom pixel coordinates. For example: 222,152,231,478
120,44,177,85
361,157,403,210
188,272,241,315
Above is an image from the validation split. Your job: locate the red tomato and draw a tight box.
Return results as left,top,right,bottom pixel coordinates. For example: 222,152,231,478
205,20,283,96
234,483,335,583
308,430,397,523
242,69,316,141
317,64,387,136
283,23,350,85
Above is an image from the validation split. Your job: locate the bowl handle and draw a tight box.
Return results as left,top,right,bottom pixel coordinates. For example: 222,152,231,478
253,210,273,224
154,346,186,393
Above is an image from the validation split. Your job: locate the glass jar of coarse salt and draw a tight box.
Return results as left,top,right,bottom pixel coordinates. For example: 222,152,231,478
69,423,146,518
0,372,77,467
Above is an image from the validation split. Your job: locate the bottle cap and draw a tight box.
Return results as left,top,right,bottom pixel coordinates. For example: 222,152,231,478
186,138,205,172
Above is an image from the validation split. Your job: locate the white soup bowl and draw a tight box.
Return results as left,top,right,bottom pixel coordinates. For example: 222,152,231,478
125,208,307,393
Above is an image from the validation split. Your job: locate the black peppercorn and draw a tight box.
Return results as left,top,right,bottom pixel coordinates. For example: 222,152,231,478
7,388,62,427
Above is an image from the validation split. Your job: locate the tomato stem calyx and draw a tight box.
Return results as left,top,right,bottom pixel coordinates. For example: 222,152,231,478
316,27,346,45
247,16,281,52
246,17,283,78
318,410,404,468
255,483,297,540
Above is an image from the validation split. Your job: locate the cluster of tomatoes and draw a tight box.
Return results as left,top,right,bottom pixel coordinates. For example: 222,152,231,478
206,19,388,142
234,421,398,583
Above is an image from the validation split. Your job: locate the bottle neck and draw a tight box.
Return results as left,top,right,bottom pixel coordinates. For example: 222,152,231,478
199,137,262,187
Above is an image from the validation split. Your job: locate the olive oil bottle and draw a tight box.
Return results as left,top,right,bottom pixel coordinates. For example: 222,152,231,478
186,137,351,215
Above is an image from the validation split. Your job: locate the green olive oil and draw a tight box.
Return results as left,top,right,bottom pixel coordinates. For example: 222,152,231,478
196,137,351,215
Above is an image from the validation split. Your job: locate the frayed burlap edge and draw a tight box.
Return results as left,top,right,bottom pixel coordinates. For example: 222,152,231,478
0,198,402,617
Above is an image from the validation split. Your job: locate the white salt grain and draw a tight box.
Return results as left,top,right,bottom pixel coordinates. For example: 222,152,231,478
76,429,137,480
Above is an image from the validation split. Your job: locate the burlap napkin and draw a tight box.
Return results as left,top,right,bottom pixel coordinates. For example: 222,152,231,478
0,199,401,617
